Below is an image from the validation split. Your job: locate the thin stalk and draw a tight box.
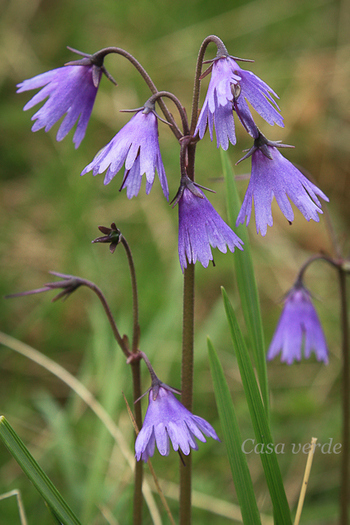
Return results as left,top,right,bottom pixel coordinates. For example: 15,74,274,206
131,362,143,525
339,268,349,525
93,47,182,138
81,280,130,358
295,254,350,523
190,35,226,135
177,54,206,520
296,254,339,284
6,275,131,359
120,237,140,354
120,236,143,525
147,90,190,137
180,263,195,525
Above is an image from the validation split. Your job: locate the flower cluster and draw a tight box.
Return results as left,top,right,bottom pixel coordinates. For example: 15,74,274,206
18,42,329,270
15,36,333,480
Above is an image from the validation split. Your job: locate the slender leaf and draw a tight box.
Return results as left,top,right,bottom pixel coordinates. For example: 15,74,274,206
208,337,262,525
221,288,292,525
0,416,82,525
220,149,269,417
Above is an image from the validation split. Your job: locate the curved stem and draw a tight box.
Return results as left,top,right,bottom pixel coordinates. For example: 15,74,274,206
190,35,226,135
296,254,340,284
94,47,182,138
147,90,189,138
75,280,131,358
339,268,349,525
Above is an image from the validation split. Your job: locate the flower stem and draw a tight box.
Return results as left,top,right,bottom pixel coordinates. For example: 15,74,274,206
131,361,143,525
178,93,199,523
93,47,182,138
147,90,189,137
180,262,195,525
119,236,144,525
190,35,226,135
339,267,349,525
70,279,131,358
120,237,140,353
296,254,339,284
295,253,350,523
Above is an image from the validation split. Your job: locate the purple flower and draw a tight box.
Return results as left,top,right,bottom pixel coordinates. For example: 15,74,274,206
176,180,243,271
81,106,168,200
195,55,283,150
236,140,329,236
135,384,219,462
267,283,328,364
17,57,103,148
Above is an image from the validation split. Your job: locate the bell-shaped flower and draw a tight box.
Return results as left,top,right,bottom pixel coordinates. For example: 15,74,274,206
135,381,219,462
195,55,283,150
267,282,328,364
236,133,329,236
174,177,243,271
81,103,168,200
16,49,109,148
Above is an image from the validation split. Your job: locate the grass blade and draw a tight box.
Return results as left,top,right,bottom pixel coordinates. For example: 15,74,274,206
208,337,262,525
0,416,82,525
220,149,269,416
221,288,292,525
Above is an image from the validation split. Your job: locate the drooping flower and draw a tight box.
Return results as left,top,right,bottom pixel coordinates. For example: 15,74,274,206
195,55,283,150
236,133,329,236
81,103,168,200
16,49,109,148
135,381,219,462
174,177,243,271
267,282,328,364
5,272,84,302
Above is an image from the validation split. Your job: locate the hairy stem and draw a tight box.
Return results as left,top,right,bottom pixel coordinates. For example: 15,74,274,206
339,268,349,525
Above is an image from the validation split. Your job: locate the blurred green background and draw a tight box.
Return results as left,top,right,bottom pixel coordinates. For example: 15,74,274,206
0,0,349,523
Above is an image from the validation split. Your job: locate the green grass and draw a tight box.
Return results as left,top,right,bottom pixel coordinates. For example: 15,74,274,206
0,0,348,523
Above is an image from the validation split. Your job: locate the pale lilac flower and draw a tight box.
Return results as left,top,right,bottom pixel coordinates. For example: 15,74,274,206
236,136,329,236
17,53,104,148
81,105,168,200
175,178,243,271
195,55,283,150
267,283,328,364
135,383,219,462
